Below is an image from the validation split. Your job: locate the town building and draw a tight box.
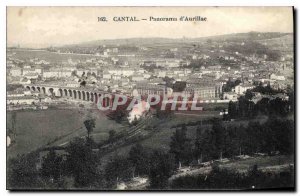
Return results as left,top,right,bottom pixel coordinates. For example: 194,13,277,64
234,83,255,95
7,95,39,105
133,83,166,96
10,68,22,77
22,68,36,76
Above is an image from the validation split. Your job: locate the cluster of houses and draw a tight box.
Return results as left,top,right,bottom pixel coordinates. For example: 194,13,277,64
7,44,293,109
7,88,51,111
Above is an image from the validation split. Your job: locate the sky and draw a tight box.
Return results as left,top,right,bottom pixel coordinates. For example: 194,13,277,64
7,7,293,48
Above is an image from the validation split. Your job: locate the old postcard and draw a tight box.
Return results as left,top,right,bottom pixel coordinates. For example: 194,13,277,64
6,7,294,190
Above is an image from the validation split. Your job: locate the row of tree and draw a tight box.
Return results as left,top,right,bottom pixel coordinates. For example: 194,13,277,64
169,118,294,167
104,145,175,189
171,164,294,190
99,117,294,189
227,85,294,119
227,95,293,119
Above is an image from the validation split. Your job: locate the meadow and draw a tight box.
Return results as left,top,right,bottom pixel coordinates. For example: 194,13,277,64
7,108,124,158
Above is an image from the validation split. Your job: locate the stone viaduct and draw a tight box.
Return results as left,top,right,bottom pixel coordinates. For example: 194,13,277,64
24,84,114,107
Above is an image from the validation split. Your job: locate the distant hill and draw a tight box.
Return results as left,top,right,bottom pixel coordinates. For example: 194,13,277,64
62,37,180,48
198,32,292,42
257,34,293,54
60,32,293,48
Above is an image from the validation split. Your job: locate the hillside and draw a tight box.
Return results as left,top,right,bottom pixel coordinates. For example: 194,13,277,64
60,32,293,48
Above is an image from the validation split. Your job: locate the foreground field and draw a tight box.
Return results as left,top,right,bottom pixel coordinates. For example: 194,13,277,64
101,112,268,163
100,111,218,157
7,108,124,158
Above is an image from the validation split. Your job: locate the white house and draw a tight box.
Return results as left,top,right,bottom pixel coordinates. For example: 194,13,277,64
102,71,112,79
131,75,145,82
66,81,80,88
23,68,36,76
10,68,22,77
24,73,39,79
234,84,255,95
43,71,58,78
7,96,38,105
270,73,285,81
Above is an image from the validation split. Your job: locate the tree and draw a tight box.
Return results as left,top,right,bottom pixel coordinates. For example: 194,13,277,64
228,101,237,118
128,143,150,176
245,89,254,100
7,152,41,189
104,155,134,188
234,79,242,86
171,163,294,190
80,80,86,87
212,120,225,159
156,105,174,119
148,150,175,189
110,106,128,123
194,126,208,163
162,76,175,88
172,81,186,92
223,79,241,92
169,125,192,167
84,119,96,140
71,70,77,77
108,129,116,143
236,125,247,156
269,98,289,116
287,88,294,112
205,129,220,160
265,118,294,155
40,149,64,181
65,137,99,188
237,96,254,117
254,97,269,115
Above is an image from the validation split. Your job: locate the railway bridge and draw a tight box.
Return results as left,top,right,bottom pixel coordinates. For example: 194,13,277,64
24,84,118,107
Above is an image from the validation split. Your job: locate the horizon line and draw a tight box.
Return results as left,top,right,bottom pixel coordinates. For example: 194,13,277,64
7,31,293,49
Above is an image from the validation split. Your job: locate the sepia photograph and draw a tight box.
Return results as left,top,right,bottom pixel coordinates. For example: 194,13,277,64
6,6,295,191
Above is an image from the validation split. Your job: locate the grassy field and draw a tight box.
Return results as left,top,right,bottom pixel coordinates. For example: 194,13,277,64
7,108,213,160
100,112,216,164
100,112,270,167
7,108,124,158
138,110,231,152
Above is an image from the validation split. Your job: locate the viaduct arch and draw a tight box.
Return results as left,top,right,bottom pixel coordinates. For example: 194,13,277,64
24,84,116,107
